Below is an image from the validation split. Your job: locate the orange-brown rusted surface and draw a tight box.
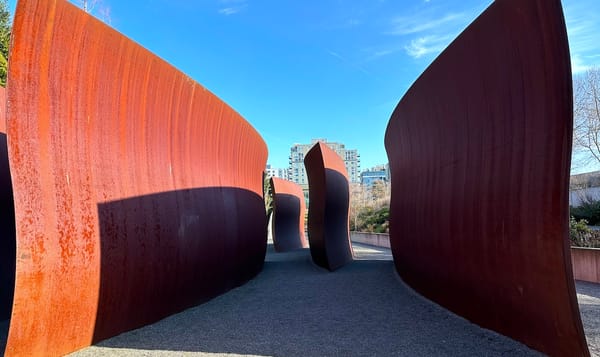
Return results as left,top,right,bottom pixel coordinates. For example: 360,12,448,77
5,0,268,355
384,0,587,355
304,142,353,271
0,86,16,328
270,177,307,252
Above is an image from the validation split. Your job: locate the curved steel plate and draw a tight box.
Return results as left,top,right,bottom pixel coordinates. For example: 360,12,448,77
384,0,587,355
5,0,268,355
304,142,353,271
270,177,308,252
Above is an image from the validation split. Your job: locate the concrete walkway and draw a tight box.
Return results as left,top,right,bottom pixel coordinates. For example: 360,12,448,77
70,243,542,356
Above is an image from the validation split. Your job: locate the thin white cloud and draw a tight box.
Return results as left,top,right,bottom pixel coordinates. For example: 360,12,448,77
371,49,394,59
572,54,591,75
404,35,451,59
362,46,404,62
347,19,362,27
218,0,247,15
326,49,371,75
219,7,242,15
327,50,344,61
382,5,477,60
388,12,464,36
563,0,600,73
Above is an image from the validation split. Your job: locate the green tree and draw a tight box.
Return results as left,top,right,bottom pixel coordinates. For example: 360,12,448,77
264,175,273,217
0,0,11,87
370,180,387,202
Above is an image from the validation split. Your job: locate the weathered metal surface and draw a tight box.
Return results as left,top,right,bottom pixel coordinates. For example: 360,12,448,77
5,0,268,355
0,86,16,325
304,142,353,271
384,0,587,355
270,177,308,252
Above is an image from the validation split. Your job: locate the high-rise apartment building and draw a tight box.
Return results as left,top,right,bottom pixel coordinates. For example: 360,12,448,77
265,164,289,180
289,139,361,193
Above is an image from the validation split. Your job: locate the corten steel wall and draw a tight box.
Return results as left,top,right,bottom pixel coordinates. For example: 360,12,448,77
571,248,600,284
384,0,588,355
0,86,16,325
304,142,353,271
270,177,308,252
5,0,268,356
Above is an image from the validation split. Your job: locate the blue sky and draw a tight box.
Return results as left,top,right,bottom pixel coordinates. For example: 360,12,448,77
7,0,600,172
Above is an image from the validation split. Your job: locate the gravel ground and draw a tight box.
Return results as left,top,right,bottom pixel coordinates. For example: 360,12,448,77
69,243,540,356
577,281,600,356
2,243,598,356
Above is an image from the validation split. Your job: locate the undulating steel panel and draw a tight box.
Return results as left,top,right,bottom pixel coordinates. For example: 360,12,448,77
304,142,353,271
4,0,268,355
270,177,308,252
384,0,587,355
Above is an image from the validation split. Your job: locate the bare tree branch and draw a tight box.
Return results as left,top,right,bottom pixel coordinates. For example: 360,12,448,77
71,0,111,24
573,67,600,171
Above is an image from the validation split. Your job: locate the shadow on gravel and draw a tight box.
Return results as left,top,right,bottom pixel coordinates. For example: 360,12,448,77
73,247,539,357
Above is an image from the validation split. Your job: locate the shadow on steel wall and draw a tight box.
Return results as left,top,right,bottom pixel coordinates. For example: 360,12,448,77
305,141,353,271
306,168,352,271
0,131,15,352
271,193,303,251
92,187,266,342
270,177,307,252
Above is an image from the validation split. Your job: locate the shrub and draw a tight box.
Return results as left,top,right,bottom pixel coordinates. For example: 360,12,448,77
570,196,600,225
569,216,600,248
353,205,389,233
570,216,591,247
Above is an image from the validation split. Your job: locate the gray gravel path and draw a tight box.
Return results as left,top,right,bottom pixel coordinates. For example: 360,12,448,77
577,281,600,356
69,243,541,356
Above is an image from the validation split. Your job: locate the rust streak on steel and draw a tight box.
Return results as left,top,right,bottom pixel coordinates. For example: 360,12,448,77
384,0,587,355
5,0,268,355
270,177,308,252
304,142,353,271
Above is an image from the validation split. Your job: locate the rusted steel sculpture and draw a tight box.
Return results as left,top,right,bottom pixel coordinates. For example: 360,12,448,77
304,142,353,271
384,0,588,355
4,0,268,355
0,87,16,328
270,177,308,252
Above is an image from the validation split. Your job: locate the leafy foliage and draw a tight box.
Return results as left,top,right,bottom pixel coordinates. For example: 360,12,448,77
570,197,600,226
569,216,600,248
352,205,389,233
350,182,390,233
263,175,273,217
0,0,10,87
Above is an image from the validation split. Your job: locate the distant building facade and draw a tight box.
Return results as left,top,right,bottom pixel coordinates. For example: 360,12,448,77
289,138,361,193
266,164,289,180
360,164,390,187
570,170,600,207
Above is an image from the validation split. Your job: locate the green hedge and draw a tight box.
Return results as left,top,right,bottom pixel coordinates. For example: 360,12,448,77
570,200,600,226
